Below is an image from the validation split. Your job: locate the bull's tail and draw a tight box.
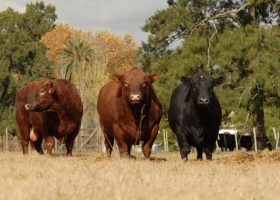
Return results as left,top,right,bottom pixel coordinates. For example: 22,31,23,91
30,128,38,142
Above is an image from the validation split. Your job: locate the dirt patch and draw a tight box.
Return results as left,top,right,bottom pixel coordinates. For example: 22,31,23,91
216,149,280,164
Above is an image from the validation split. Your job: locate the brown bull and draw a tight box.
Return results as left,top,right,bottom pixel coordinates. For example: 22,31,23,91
97,67,162,159
15,78,83,156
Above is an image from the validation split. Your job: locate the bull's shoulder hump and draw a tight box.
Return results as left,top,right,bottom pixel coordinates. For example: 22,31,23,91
16,81,38,100
99,81,119,93
171,84,189,98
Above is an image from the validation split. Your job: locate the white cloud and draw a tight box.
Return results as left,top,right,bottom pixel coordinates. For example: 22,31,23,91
0,0,168,45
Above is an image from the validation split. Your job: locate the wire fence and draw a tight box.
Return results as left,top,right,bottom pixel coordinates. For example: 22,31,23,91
0,127,105,153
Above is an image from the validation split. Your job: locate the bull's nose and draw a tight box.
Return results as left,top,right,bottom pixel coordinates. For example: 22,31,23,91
131,94,140,101
25,104,30,111
199,98,209,105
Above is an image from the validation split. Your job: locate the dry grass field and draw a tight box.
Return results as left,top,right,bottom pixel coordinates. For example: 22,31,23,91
0,149,279,200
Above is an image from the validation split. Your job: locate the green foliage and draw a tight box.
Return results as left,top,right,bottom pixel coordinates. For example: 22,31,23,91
156,119,178,151
0,1,56,135
139,0,280,149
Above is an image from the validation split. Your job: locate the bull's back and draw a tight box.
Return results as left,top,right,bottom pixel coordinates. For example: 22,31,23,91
55,79,83,119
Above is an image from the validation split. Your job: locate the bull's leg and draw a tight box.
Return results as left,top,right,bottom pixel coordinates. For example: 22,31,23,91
115,139,130,158
65,135,75,156
18,124,31,155
175,126,190,161
142,124,160,159
104,133,114,157
127,142,132,155
44,136,54,155
31,130,44,155
204,134,217,160
65,127,80,157
111,125,132,158
204,141,215,160
178,142,191,161
114,135,134,158
127,143,136,159
196,143,204,160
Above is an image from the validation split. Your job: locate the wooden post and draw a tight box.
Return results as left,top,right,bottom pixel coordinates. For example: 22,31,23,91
0,135,2,151
6,127,8,151
54,138,57,152
273,127,278,150
276,132,279,150
215,134,220,152
253,127,257,152
273,127,277,140
166,129,169,152
223,133,228,152
77,128,97,152
234,131,238,151
98,127,104,152
75,134,79,151
163,129,169,152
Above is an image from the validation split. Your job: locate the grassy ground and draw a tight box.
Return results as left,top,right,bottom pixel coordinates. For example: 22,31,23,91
0,150,279,200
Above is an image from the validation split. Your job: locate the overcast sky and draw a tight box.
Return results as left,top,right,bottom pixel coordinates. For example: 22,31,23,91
0,0,168,46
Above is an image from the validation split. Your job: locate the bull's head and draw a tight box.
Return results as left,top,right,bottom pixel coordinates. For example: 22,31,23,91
112,68,159,104
25,78,57,112
180,71,225,106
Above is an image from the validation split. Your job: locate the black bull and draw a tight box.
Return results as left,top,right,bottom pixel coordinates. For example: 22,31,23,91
168,71,225,161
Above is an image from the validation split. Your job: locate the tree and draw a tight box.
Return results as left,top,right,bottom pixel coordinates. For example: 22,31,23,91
0,1,56,135
41,27,139,130
139,0,280,150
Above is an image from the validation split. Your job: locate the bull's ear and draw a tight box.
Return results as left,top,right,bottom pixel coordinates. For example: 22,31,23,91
48,81,55,94
112,74,122,83
180,76,190,85
214,76,225,86
150,74,159,83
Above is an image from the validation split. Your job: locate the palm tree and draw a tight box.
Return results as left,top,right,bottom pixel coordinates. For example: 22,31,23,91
59,38,94,82
59,38,95,133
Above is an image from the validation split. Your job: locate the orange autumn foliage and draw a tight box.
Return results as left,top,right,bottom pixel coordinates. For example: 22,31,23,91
40,23,138,77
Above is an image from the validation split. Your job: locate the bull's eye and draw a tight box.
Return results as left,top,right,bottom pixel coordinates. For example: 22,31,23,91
40,90,45,95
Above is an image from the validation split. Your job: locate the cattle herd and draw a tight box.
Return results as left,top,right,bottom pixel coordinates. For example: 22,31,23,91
15,67,226,161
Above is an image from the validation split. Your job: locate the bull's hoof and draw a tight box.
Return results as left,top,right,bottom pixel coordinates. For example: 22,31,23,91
182,157,188,162
149,156,167,161
120,152,136,159
129,155,136,159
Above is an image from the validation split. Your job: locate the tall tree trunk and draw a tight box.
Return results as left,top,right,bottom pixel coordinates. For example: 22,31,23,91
252,109,267,150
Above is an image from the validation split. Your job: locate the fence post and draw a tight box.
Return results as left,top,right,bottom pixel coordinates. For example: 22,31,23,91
273,127,277,140
0,135,2,151
75,134,79,151
163,129,169,152
253,127,257,152
276,132,279,150
6,127,8,151
273,127,278,150
54,138,57,152
28,141,31,152
234,131,238,151
223,133,227,152
215,134,220,152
